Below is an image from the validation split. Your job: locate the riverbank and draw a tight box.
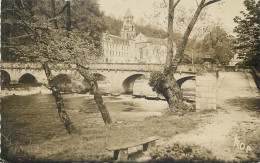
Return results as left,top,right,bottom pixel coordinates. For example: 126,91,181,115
0,85,52,97
2,112,200,162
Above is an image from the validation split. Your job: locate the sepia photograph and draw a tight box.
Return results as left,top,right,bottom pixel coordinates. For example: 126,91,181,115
0,0,259,162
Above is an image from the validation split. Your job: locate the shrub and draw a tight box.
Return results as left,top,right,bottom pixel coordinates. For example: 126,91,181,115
149,72,166,95
149,143,223,163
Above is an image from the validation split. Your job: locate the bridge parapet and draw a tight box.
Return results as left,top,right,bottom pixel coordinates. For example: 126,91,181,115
88,63,164,72
1,62,42,69
1,62,197,73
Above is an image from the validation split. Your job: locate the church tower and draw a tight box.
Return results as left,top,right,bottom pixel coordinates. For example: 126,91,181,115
121,8,136,40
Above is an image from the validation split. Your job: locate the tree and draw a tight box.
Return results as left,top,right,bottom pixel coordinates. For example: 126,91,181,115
201,26,235,65
233,0,260,69
149,0,221,115
1,0,112,134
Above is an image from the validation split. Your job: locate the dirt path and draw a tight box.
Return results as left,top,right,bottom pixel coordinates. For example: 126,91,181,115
167,72,260,161
134,72,260,162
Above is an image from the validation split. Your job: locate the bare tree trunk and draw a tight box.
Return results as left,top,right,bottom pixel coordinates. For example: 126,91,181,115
77,66,112,124
163,0,220,114
163,0,183,114
42,62,77,134
66,0,71,38
51,0,58,29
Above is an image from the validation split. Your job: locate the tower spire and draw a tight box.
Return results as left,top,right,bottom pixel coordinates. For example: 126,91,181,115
121,8,136,40
125,8,133,17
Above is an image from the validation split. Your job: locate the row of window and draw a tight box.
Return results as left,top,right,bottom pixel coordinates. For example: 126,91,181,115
103,42,129,51
104,50,132,58
104,58,131,63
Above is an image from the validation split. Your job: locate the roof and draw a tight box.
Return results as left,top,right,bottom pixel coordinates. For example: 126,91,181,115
102,33,129,45
147,37,167,45
125,8,133,17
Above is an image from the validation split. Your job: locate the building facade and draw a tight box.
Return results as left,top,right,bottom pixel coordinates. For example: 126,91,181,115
101,8,175,64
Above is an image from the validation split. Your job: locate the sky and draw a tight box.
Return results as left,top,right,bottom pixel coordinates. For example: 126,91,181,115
98,0,246,34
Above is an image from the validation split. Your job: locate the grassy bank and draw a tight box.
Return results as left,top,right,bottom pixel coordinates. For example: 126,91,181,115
2,112,201,162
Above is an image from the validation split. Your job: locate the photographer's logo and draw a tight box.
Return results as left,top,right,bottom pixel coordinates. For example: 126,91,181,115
234,136,252,153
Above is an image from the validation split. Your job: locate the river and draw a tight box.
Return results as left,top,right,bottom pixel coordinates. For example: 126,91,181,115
1,80,195,145
1,94,169,145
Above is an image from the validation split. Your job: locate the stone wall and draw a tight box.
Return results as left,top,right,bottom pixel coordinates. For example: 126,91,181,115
196,73,217,111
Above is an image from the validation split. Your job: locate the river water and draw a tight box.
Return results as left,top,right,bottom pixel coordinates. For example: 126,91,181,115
1,80,195,145
1,94,169,145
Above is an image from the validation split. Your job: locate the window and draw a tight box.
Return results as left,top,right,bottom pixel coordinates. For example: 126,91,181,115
140,49,143,59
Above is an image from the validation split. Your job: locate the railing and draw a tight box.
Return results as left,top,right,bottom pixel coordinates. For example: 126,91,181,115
1,62,196,73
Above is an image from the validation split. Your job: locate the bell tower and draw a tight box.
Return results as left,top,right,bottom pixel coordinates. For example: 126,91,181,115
121,8,136,40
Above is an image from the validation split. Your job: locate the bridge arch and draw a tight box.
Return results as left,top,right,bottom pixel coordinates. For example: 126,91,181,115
1,70,11,85
177,76,196,88
51,74,72,92
19,73,38,84
53,73,72,85
122,74,145,93
82,73,111,93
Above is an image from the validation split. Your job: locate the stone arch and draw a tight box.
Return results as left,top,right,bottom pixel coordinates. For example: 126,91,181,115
1,70,11,85
82,73,111,93
19,73,38,84
52,73,71,85
122,74,145,93
177,76,196,88
52,74,72,92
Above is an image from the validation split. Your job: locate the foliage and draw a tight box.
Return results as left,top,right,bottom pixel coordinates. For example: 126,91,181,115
103,15,168,39
103,15,123,36
148,143,223,163
200,26,235,65
149,72,167,95
135,24,167,39
1,0,106,63
233,0,260,69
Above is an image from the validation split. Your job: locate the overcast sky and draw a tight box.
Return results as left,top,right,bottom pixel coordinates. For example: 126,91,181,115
99,0,246,34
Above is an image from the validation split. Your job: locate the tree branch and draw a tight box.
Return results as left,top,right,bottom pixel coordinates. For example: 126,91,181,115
57,2,68,16
204,0,221,7
173,0,181,8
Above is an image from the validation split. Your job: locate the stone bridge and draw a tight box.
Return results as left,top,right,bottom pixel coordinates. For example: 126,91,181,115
1,62,196,94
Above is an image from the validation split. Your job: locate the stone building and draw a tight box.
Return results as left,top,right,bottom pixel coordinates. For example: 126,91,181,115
101,8,175,64
229,54,243,66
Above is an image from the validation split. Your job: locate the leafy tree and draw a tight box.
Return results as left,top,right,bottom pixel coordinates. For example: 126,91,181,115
233,0,260,69
1,0,112,134
201,26,235,65
149,0,221,115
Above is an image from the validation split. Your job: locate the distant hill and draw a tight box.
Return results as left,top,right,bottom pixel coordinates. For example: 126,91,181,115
104,15,168,39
